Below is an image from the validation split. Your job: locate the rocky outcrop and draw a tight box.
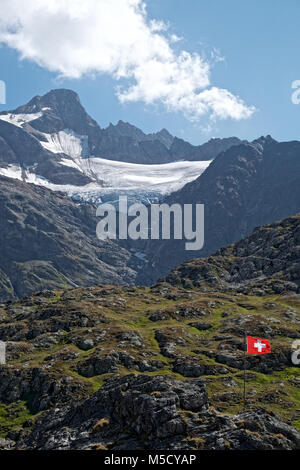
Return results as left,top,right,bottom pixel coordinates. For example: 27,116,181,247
9,374,300,450
163,214,300,295
76,351,164,377
0,365,87,411
0,274,299,449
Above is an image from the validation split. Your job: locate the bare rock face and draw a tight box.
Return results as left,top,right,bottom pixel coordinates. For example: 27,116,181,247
11,374,300,450
169,136,243,161
76,351,163,377
16,89,100,136
0,365,87,411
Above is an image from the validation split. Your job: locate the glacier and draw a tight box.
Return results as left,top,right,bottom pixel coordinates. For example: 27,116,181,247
0,119,211,204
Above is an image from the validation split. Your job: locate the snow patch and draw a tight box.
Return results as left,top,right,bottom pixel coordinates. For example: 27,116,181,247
37,129,210,195
40,130,88,158
134,252,149,263
62,157,211,204
59,158,82,171
0,164,23,180
0,121,211,205
37,129,211,199
0,112,42,128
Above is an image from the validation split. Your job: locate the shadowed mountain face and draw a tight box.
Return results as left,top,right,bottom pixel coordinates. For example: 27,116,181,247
139,137,300,284
0,119,91,186
97,124,242,164
0,88,242,165
0,176,140,301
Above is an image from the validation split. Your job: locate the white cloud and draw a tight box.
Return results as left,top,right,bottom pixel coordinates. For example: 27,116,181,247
0,0,255,121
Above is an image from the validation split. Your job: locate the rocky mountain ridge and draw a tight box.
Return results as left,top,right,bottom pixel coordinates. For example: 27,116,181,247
0,89,242,165
164,213,300,296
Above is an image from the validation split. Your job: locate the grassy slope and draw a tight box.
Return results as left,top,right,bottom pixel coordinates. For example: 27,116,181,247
0,284,299,438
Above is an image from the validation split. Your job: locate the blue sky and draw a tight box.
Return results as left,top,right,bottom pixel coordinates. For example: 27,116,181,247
0,0,299,145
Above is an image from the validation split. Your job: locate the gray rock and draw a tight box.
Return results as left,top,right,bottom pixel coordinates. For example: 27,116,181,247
77,339,94,351
17,374,300,451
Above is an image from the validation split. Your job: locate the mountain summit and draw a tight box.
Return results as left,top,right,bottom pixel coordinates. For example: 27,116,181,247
0,88,245,205
13,89,99,136
0,88,242,165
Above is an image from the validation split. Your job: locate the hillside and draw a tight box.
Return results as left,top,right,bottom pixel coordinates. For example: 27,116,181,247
0,176,139,301
165,214,300,295
0,214,299,450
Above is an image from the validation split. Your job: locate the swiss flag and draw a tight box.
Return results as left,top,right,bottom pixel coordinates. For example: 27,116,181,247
247,336,271,355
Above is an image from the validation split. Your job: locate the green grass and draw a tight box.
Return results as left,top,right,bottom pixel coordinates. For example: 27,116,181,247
1,286,300,437
0,400,42,438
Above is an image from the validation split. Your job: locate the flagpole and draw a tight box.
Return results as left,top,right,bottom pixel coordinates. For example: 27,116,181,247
244,331,247,410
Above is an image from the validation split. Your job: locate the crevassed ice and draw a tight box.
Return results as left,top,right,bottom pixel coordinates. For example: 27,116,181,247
71,156,211,192
0,157,211,203
38,128,211,195
0,123,211,202
0,157,211,204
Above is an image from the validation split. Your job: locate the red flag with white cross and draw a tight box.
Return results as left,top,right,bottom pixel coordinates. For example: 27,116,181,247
247,336,271,355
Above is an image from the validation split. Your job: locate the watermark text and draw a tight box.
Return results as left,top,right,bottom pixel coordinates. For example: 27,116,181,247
291,80,300,104
0,341,6,365
0,80,6,105
96,197,204,251
291,340,300,365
